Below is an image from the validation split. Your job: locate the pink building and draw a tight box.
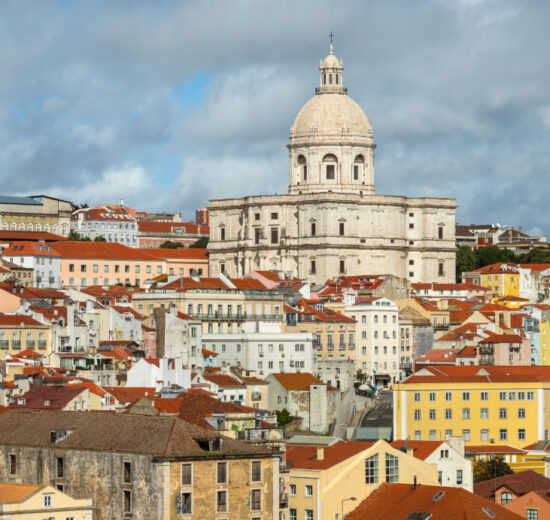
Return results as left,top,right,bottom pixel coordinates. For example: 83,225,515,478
477,333,531,365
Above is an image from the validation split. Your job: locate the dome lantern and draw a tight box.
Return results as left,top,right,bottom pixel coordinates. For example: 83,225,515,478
317,38,345,95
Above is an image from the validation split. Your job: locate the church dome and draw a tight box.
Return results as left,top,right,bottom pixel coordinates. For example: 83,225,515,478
291,93,372,139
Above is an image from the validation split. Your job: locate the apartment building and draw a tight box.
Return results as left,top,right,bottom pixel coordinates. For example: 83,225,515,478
284,300,356,362
0,409,279,520
345,297,400,385
71,205,138,246
3,241,61,288
394,365,550,446
286,439,438,520
0,315,51,357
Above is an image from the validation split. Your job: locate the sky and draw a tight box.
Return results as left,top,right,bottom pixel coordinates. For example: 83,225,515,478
1,0,549,236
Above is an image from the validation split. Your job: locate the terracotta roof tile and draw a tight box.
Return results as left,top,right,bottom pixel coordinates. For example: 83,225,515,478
270,372,338,391
474,470,550,499
390,440,443,460
286,441,374,470
0,483,42,503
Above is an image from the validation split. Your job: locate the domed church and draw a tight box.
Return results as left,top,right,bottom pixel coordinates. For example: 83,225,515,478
207,44,456,283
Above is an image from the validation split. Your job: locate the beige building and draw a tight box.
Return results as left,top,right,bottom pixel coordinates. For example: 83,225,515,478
0,315,51,357
0,483,93,519
0,195,72,236
208,44,456,284
286,439,438,520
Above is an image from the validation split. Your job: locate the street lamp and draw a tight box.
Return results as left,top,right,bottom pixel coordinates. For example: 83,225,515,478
341,496,357,519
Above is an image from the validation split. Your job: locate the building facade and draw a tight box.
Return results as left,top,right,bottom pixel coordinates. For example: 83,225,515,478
208,44,456,283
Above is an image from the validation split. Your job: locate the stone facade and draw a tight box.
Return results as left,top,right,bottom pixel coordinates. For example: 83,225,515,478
208,45,456,284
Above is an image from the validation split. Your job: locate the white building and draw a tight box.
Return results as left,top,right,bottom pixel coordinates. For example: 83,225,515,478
346,297,400,385
2,242,61,288
208,43,456,283
202,332,315,379
126,357,191,390
71,204,138,247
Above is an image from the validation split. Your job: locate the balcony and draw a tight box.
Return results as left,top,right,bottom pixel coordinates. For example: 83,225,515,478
38,340,47,349
0,340,8,348
339,343,347,350
400,362,413,370
26,341,35,348
348,342,356,350
479,345,493,355
327,343,334,351
12,340,21,349
251,392,262,401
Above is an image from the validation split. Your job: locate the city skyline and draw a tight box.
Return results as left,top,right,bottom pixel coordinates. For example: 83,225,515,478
1,0,549,236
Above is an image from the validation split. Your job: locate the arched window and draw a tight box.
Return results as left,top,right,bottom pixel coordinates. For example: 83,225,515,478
27,223,33,231
44,224,50,232
62,225,67,235
335,74,339,85
298,155,307,181
36,223,42,232
323,74,326,85
323,154,338,180
52,225,58,234
19,223,25,231
2,222,7,230
11,222,16,231
354,155,364,181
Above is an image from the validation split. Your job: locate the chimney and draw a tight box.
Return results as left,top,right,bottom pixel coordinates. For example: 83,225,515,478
406,448,414,457
317,447,324,461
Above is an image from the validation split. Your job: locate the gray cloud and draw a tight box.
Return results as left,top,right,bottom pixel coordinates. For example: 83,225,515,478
0,0,549,234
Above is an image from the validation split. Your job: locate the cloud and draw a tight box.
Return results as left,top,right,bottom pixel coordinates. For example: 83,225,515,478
0,0,549,236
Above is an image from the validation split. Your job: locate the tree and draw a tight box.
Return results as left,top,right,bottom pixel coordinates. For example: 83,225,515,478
190,237,209,248
67,231,90,241
275,408,293,427
94,235,106,242
473,456,513,483
455,245,477,281
159,240,184,249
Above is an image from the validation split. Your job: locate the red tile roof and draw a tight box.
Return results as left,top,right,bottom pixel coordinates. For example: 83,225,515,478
347,483,524,520
13,348,42,358
478,332,522,344
417,349,459,363
202,373,244,388
474,470,550,499
0,231,64,241
2,241,60,257
286,441,374,470
137,248,208,260
402,365,550,384
269,372,338,391
104,386,155,404
457,345,477,357
163,277,228,291
10,385,86,410
0,315,45,327
466,445,524,454
51,241,160,260
390,440,443,460
412,282,489,291
232,278,268,291
201,348,218,357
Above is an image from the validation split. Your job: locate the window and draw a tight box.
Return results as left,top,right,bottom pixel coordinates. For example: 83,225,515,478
254,213,260,221
305,510,314,520
414,410,421,420
481,429,489,441
217,462,227,483
440,449,449,459
220,228,225,241
414,431,421,440
414,392,421,402
462,429,470,441
385,453,399,482
9,454,16,475
310,260,316,274
180,492,192,514
251,489,261,510
499,408,507,419
457,469,463,485
501,492,512,505
305,484,313,496
462,392,470,401
290,509,297,520
339,222,345,236
217,490,227,513
181,463,192,485
254,228,261,244
500,429,508,441
365,454,379,484
508,392,516,400
429,430,436,440
69,263,75,272
518,428,526,440
429,409,436,420
311,222,316,236
251,461,261,482
271,212,278,220
438,226,444,239
480,408,489,419
438,262,444,276
326,164,335,179
57,456,64,478
445,409,452,419
527,509,538,520
270,228,278,244
462,408,470,420
480,391,489,401
43,494,53,507
290,484,296,495
527,391,535,400
123,490,132,513
499,392,506,401
429,392,436,401
339,260,345,274
445,392,452,401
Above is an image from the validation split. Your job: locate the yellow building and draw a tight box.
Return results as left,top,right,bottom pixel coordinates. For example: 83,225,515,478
540,319,550,366
473,263,520,298
394,365,550,447
0,315,51,357
0,483,93,519
286,439,438,520
465,445,546,475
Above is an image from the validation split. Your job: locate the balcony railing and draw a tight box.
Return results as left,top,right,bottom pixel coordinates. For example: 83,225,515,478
26,341,35,347
38,340,47,348
348,342,356,350
12,341,21,348
327,343,334,351
0,340,8,348
339,343,347,350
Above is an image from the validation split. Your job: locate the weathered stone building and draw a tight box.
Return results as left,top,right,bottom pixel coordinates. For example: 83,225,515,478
0,409,279,519
208,44,456,284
